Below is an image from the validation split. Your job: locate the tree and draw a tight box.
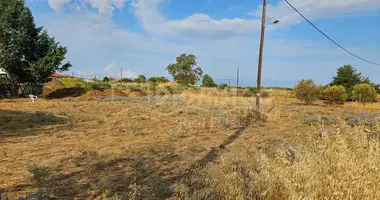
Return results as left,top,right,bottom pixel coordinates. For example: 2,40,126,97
148,76,170,83
294,79,319,104
134,75,146,83
102,76,109,82
330,65,371,99
201,74,217,87
0,0,71,87
166,53,203,85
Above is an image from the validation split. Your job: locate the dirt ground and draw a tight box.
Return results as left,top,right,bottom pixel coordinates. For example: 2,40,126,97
1,91,380,199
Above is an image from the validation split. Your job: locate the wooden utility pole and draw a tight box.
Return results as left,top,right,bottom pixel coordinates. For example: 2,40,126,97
256,0,267,112
236,68,239,96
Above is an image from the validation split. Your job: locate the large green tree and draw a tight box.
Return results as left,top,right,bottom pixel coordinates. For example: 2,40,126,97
330,65,373,99
166,53,203,85
0,0,71,86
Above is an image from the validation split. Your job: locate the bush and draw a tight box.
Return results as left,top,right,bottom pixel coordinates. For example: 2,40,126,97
218,83,228,89
119,78,133,83
323,85,346,104
352,83,377,103
243,87,269,98
148,76,170,83
102,76,109,82
294,79,318,104
134,75,146,83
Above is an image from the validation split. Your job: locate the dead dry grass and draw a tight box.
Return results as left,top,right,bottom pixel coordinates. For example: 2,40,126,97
1,89,380,199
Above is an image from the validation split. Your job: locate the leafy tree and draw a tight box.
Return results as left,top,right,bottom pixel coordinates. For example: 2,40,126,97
134,75,146,83
294,79,318,104
102,76,109,82
148,76,170,83
0,0,71,87
352,83,377,103
201,74,217,87
166,53,203,85
330,65,372,99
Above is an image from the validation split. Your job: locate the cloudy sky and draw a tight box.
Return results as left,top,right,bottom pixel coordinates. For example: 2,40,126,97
26,0,380,86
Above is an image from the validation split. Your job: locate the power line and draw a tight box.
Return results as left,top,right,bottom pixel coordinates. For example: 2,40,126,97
284,0,380,66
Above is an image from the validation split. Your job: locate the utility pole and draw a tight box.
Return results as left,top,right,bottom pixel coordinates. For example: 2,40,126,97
72,72,74,78
120,68,123,80
236,68,239,96
256,0,267,112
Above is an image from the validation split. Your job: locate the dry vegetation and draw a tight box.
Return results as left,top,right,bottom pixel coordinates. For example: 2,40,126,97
1,87,380,199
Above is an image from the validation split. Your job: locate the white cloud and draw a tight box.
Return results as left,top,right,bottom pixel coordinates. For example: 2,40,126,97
47,0,128,14
250,0,380,25
131,0,380,39
131,0,262,39
48,0,71,12
104,62,116,71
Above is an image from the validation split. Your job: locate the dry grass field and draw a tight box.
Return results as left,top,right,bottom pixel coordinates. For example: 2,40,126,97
1,88,380,199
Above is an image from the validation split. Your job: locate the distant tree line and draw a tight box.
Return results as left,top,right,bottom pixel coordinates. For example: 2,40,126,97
295,64,379,104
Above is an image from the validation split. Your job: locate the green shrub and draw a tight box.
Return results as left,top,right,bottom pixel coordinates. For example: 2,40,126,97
294,79,318,104
352,83,377,103
29,165,56,198
119,78,133,83
218,84,228,89
148,76,170,83
323,85,346,104
149,82,158,91
134,75,147,83
242,87,269,98
102,76,109,82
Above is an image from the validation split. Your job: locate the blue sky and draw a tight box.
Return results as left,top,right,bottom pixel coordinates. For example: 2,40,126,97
26,0,380,87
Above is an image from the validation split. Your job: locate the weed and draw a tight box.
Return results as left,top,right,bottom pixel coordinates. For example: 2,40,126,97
28,165,56,199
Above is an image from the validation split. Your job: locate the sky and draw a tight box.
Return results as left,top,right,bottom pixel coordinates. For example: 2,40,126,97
25,0,380,87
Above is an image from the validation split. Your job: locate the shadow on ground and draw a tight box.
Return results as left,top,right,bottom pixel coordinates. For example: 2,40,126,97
0,110,68,137
0,110,262,199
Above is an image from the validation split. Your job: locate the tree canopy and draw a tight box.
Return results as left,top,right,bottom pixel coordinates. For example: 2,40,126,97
202,74,217,87
166,53,203,85
0,0,71,85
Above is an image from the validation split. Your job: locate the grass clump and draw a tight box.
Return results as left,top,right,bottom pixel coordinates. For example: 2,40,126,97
28,165,56,198
61,78,111,91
